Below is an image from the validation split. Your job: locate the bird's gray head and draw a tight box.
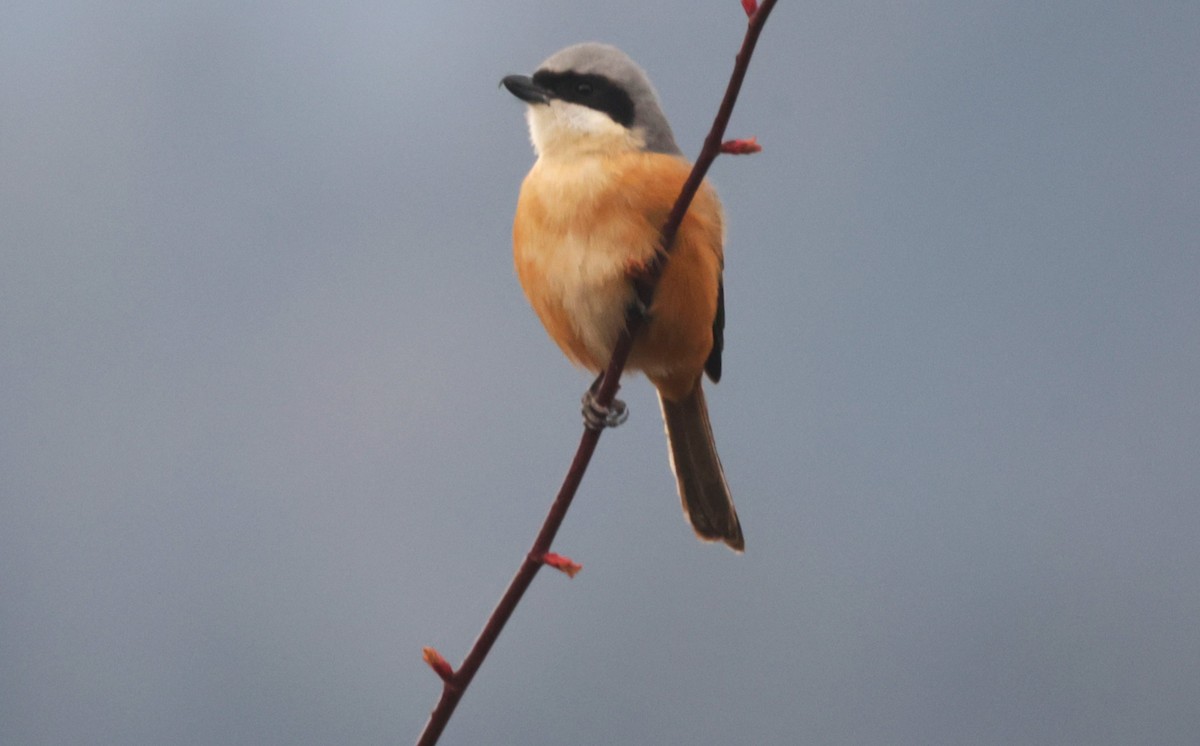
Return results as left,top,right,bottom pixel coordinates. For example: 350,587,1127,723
502,42,681,158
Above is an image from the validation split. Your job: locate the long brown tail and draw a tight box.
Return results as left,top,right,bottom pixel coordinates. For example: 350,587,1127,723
658,384,744,552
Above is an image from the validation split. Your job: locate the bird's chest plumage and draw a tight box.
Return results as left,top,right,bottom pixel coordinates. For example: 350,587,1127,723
512,156,659,370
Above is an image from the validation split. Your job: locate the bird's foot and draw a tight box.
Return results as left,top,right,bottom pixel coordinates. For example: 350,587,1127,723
581,390,629,431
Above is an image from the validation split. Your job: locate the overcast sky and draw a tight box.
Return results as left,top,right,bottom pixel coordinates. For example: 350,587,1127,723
3,2,1198,744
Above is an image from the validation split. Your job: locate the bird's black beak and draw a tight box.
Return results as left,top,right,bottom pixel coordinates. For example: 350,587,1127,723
501,74,551,105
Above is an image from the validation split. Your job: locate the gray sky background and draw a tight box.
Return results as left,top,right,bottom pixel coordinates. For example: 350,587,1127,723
3,2,1198,744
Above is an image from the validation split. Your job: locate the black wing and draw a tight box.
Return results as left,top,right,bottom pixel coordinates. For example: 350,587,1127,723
704,276,724,383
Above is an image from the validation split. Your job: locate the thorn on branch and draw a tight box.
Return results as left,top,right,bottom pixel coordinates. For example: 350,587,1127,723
422,646,455,682
741,0,759,18
720,136,762,155
540,552,583,578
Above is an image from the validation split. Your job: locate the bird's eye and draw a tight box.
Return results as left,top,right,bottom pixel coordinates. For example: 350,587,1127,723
576,82,593,95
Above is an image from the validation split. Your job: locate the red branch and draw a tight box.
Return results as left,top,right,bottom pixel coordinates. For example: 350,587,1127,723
416,2,778,743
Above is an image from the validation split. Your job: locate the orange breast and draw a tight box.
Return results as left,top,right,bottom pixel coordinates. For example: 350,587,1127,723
513,151,724,401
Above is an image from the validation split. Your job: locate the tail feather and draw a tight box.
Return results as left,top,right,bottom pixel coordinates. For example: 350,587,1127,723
658,384,744,552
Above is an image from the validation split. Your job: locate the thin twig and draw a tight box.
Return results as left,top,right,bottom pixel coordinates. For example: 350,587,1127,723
416,3,778,743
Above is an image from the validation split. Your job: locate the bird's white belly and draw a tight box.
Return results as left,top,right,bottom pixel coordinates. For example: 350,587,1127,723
527,229,634,366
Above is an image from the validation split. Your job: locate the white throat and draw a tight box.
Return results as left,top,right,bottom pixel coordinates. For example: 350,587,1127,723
526,101,644,159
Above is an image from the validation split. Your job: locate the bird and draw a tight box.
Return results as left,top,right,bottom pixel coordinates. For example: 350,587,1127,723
502,42,744,552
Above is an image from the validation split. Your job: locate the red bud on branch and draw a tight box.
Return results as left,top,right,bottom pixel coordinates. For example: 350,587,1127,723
540,552,583,578
741,0,759,18
720,136,762,154
422,647,455,682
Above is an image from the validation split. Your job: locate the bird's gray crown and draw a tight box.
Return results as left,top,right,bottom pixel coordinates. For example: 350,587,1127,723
537,42,681,155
